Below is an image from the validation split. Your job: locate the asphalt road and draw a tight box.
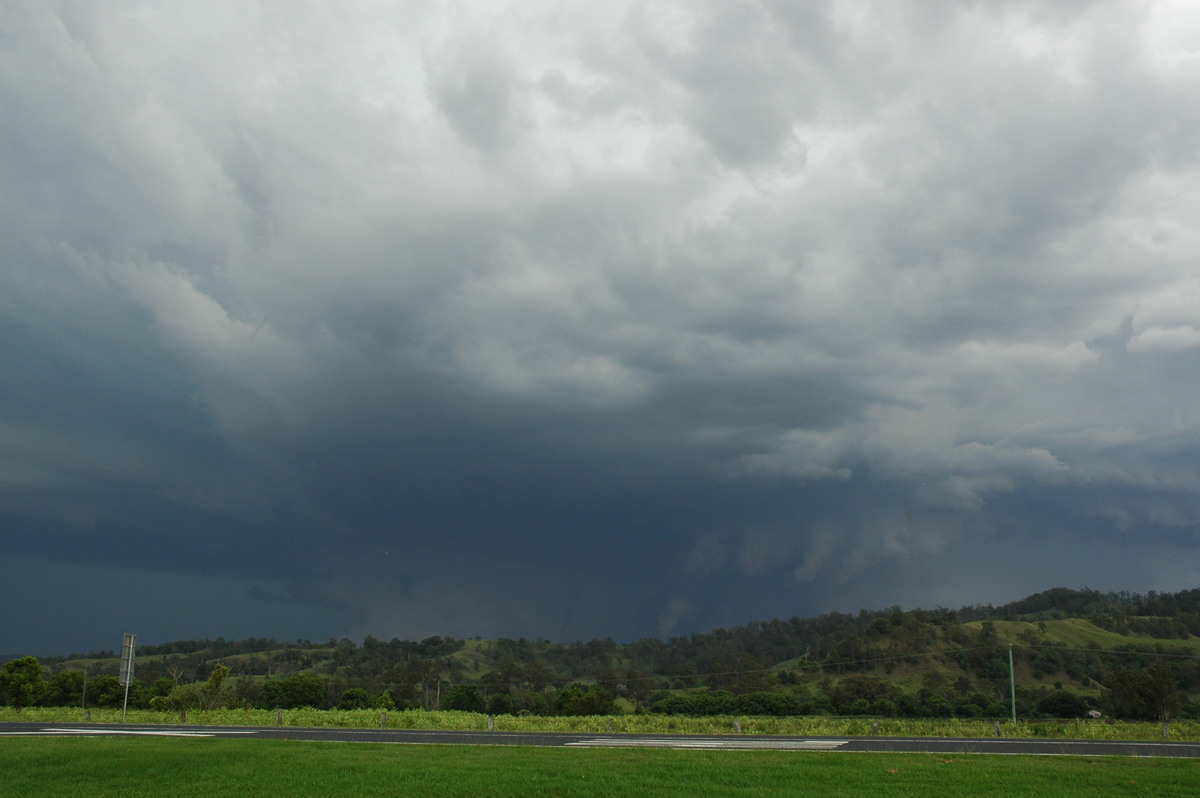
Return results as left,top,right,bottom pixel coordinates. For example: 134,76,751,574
4,722,1200,758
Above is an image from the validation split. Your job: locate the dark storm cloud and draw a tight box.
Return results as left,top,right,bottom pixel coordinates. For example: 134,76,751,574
3,0,1200,655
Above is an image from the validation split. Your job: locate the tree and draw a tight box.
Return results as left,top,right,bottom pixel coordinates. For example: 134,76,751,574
624,669,654,710
487,693,515,715
555,683,615,716
45,670,86,707
413,659,443,710
1105,664,1180,723
259,673,328,709
338,687,375,710
201,663,231,709
707,653,775,695
595,669,620,696
1,657,47,709
525,660,552,692
1036,690,1090,718
442,684,485,713
829,674,898,713
88,674,125,708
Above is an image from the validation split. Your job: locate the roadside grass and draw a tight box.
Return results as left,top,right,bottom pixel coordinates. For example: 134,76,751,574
3,737,1200,798
3,706,1198,741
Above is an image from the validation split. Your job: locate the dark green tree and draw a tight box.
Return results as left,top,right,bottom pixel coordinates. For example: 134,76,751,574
1104,657,1180,720
201,663,231,709
88,674,125,708
259,673,328,709
487,693,515,715
555,683,615,716
1036,690,1091,718
44,670,86,707
442,684,485,713
338,687,374,710
829,674,898,713
1,657,47,709
525,660,552,692
624,669,654,710
707,653,775,695
1105,664,1180,722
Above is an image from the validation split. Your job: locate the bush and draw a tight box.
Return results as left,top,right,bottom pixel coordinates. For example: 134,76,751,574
555,684,615,716
1037,690,1090,718
871,698,897,717
650,690,734,716
442,685,485,713
486,694,514,715
731,692,802,716
338,688,374,710
258,674,328,710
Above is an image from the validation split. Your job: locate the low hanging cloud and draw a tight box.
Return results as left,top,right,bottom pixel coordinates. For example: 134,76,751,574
3,0,1200,654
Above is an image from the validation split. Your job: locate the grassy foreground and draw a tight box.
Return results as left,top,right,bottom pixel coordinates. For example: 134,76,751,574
4,706,1198,741
4,738,1200,798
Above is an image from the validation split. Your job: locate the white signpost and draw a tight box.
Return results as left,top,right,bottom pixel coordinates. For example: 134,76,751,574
119,633,137,722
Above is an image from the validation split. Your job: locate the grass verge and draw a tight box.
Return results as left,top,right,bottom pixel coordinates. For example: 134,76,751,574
3,737,1200,798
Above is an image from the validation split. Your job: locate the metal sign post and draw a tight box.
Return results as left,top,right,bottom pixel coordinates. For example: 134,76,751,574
119,633,137,722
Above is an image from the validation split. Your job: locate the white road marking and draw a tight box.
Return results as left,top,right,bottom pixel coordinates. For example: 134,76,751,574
566,737,848,750
0,727,258,738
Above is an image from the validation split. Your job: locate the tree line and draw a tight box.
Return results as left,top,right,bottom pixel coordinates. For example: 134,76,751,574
6,587,1198,721
1,652,1186,724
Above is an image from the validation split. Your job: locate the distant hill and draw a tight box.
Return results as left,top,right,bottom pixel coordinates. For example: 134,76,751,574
31,586,1200,716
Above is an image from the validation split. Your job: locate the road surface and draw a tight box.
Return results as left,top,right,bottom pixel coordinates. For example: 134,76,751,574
3,722,1199,758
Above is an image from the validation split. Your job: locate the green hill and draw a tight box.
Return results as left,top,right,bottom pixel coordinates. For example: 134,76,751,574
18,586,1200,718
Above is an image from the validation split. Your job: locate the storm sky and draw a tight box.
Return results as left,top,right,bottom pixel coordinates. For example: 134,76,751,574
4,1,1200,657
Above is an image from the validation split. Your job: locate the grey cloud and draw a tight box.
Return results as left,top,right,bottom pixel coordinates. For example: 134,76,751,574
429,43,523,154
3,0,1200,654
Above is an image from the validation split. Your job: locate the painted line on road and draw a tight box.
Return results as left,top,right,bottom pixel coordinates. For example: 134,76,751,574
0,727,260,738
566,737,848,750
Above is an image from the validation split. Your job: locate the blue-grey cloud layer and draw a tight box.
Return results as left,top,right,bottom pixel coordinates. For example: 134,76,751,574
3,0,1200,654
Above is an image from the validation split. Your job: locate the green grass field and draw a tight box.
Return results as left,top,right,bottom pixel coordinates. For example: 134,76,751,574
3,737,1200,797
